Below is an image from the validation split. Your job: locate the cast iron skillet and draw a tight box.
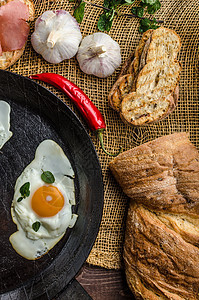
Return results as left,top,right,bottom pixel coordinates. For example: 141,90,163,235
0,70,104,299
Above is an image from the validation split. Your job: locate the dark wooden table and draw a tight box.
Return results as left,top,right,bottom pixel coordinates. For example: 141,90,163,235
75,263,133,300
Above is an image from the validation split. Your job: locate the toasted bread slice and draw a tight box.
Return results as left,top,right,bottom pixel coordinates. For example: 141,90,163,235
0,0,35,70
108,72,135,112
121,60,181,126
133,29,154,76
146,27,181,65
138,36,152,72
110,27,181,126
108,29,154,112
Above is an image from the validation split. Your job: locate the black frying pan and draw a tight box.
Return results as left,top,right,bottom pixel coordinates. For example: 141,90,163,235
0,70,104,299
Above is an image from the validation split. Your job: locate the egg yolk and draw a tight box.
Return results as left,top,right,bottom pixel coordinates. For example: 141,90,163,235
31,185,64,217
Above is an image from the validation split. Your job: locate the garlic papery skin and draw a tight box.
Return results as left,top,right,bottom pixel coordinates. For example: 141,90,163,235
31,10,82,64
76,33,121,78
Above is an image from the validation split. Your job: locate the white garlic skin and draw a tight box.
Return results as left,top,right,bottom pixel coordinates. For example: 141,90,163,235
77,33,121,78
31,10,82,64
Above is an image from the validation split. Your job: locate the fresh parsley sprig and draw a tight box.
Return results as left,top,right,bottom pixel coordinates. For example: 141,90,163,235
132,0,161,32
73,0,163,32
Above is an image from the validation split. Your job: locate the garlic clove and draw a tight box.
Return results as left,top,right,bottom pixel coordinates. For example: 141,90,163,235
31,10,82,64
77,32,121,78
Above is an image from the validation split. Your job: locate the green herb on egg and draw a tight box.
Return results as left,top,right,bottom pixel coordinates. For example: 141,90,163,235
41,170,55,184
17,197,24,203
17,182,30,202
32,221,41,232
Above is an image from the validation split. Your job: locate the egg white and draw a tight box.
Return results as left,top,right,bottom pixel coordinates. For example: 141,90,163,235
9,140,77,260
0,100,12,149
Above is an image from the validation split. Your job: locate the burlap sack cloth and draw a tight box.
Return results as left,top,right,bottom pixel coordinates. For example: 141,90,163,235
9,0,198,269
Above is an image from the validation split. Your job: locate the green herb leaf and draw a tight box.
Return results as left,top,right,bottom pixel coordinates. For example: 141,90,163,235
140,1,148,7
125,0,135,4
32,221,40,232
98,13,113,32
104,0,121,9
140,17,151,26
141,0,157,5
115,0,125,5
72,0,161,34
41,171,55,184
149,23,159,29
139,17,159,32
131,7,137,15
147,0,161,14
17,196,24,203
137,7,144,17
74,1,86,23
20,182,30,198
104,0,113,8
131,6,144,17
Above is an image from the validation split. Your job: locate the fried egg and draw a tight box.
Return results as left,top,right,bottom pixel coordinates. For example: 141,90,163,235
9,140,77,260
0,101,12,149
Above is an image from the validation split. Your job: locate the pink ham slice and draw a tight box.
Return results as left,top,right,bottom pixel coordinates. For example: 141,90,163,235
0,0,29,56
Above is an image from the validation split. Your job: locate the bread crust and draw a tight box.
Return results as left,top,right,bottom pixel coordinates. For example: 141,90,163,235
109,132,199,299
124,203,199,300
133,29,154,76
108,72,135,112
0,0,35,70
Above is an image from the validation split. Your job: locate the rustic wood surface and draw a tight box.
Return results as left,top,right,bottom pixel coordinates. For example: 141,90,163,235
76,263,134,300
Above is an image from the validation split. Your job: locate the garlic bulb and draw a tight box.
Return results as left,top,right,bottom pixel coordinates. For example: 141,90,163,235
31,10,82,64
76,33,121,78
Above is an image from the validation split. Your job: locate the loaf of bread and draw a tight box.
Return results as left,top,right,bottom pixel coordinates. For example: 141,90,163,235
0,0,35,70
109,132,199,299
108,27,181,126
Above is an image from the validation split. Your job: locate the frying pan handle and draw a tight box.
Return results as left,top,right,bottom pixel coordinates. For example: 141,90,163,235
56,279,92,299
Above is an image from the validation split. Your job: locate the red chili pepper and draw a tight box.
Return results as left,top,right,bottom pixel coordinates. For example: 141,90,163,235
29,73,121,157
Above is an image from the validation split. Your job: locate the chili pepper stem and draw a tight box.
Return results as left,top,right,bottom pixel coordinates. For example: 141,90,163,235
97,129,122,157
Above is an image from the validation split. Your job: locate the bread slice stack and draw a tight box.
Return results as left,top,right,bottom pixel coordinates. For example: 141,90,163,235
109,132,199,299
108,27,181,126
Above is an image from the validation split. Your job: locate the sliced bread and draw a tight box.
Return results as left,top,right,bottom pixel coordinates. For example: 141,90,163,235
109,27,181,126
121,60,181,125
108,29,154,112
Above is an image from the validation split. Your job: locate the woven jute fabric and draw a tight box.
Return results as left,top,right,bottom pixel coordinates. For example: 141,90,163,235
8,0,198,269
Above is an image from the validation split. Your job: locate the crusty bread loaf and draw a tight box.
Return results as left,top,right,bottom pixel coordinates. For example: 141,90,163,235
109,27,181,126
0,0,35,70
109,132,199,299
